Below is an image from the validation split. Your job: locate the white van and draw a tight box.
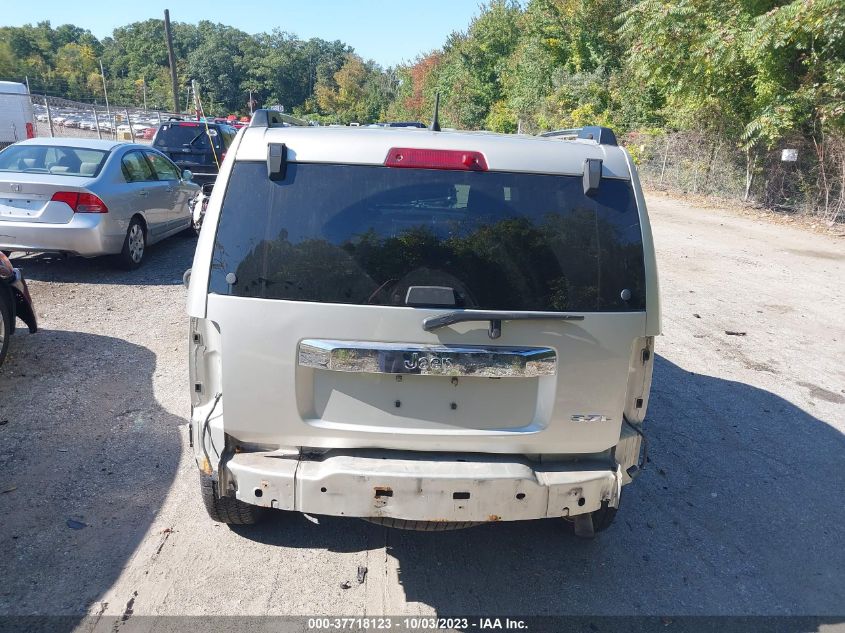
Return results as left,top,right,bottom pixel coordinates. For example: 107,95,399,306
0,81,36,149
186,110,660,537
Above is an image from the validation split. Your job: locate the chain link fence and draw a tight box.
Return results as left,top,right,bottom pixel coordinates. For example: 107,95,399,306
1,92,189,144
625,130,845,224
34,93,188,143
5,89,843,223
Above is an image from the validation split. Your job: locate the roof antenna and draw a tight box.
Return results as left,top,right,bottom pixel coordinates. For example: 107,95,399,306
430,93,441,132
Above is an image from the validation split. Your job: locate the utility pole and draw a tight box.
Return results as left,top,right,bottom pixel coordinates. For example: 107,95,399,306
25,76,31,94
164,9,180,113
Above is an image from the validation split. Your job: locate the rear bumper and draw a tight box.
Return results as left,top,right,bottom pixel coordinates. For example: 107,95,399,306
0,215,123,257
188,173,216,187
223,449,622,522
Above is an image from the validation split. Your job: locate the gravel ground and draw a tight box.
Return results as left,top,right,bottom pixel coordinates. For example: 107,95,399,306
0,194,843,625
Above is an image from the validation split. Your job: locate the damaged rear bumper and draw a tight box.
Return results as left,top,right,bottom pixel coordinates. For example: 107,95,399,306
223,449,622,522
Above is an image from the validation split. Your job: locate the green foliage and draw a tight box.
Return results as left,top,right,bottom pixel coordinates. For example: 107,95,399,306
314,54,396,123
0,0,842,144
0,21,102,102
0,19,382,117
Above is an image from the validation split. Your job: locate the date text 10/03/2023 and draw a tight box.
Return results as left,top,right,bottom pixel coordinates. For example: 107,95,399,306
307,617,529,630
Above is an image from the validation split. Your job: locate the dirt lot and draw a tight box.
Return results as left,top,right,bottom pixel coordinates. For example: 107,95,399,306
0,194,843,624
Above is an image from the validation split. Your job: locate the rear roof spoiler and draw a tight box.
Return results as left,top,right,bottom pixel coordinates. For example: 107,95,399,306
250,109,311,129
540,126,617,146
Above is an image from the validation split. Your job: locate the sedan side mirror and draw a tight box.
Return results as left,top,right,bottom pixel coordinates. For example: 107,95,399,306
183,268,191,289
182,169,193,181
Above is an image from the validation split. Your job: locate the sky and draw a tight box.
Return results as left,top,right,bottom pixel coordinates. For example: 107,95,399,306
4,0,484,67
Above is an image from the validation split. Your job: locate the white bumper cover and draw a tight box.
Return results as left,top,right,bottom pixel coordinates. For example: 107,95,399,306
224,450,622,522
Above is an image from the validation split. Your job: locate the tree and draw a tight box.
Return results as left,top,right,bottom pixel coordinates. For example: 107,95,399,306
315,53,393,123
186,22,250,112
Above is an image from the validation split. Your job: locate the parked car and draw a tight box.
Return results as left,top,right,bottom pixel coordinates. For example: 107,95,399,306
0,250,37,368
151,120,237,185
188,181,213,234
185,110,661,536
0,138,199,269
0,81,35,150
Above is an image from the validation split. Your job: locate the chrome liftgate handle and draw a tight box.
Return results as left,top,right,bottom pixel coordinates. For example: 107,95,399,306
298,340,559,378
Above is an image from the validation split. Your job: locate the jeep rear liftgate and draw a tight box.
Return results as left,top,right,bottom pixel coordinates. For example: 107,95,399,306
201,296,644,454
195,158,649,456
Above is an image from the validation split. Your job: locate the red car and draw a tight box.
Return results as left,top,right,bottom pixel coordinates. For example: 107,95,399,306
0,252,37,367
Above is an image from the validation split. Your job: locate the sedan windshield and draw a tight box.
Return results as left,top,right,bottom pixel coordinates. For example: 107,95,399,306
0,145,109,177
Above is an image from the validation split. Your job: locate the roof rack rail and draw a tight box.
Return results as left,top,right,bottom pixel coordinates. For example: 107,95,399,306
249,109,310,129
540,126,617,146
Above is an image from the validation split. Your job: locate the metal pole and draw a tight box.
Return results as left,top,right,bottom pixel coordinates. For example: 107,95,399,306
192,80,201,120
156,110,162,124
249,88,253,114
164,10,180,113
659,136,670,185
99,60,111,119
93,105,102,139
125,108,135,140
142,80,147,111
44,95,54,138
25,75,31,94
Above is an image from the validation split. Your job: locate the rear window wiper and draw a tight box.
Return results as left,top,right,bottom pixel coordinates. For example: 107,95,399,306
185,131,209,147
422,310,584,340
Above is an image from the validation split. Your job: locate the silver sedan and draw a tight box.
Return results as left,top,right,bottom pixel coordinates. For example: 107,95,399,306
0,138,200,268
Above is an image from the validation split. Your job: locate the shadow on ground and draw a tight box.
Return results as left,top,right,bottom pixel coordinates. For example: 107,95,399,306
6,233,196,286
233,355,845,617
0,330,182,619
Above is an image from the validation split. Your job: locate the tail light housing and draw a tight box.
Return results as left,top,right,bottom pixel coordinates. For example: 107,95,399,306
50,192,109,213
25,122,35,139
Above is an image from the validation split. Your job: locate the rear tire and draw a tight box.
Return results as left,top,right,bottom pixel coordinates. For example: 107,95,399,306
200,474,265,525
364,517,482,531
117,218,146,270
0,289,11,368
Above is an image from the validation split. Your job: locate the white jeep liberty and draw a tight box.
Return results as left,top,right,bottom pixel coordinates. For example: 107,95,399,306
186,110,660,537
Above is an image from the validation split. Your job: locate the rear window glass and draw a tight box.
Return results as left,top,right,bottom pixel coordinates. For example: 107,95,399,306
0,145,108,177
154,124,222,149
209,162,646,312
